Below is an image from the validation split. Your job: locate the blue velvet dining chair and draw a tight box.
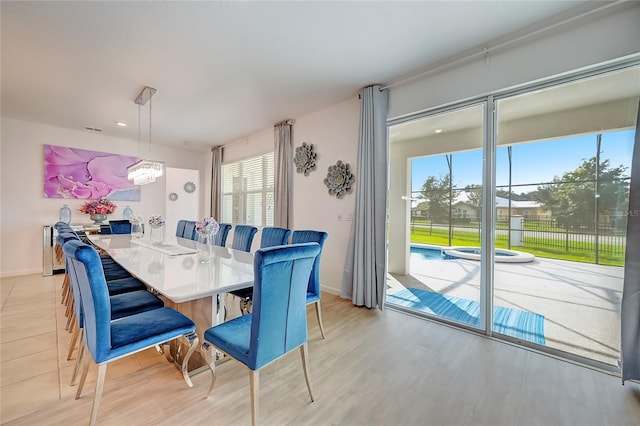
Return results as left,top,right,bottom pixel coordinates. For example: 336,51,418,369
291,230,329,339
57,231,79,318
230,227,292,315
56,231,134,283
214,223,232,247
55,221,71,231
176,220,187,238
63,238,165,385
57,231,140,327
228,225,258,313
57,233,154,354
63,240,199,426
259,227,291,248
108,220,132,234
232,225,258,252
202,242,321,426
184,220,197,240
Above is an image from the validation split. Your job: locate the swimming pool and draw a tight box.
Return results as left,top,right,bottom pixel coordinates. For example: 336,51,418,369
410,245,535,263
410,246,444,261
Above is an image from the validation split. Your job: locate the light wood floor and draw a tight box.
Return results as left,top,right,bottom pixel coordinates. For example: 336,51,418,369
1,273,640,425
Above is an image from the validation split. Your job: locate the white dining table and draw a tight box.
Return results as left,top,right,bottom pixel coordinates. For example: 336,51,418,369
88,233,254,370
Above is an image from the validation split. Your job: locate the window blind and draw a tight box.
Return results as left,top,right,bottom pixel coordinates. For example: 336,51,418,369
221,152,274,227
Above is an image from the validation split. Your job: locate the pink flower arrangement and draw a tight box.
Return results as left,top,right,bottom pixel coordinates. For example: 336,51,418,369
79,198,117,215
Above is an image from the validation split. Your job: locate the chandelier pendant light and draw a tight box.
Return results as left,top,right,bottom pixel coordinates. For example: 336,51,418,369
127,86,164,185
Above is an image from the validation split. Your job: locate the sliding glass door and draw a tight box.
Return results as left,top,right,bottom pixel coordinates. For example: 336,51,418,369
387,103,487,330
387,62,640,368
493,66,639,365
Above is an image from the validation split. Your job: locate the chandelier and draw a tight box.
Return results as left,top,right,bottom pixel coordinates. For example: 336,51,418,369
127,86,164,185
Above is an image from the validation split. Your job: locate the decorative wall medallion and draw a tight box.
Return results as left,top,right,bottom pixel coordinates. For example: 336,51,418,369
183,181,196,193
168,192,178,201
324,160,354,199
294,142,317,176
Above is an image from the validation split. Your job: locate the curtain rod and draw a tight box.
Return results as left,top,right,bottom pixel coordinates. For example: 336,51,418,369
274,119,294,127
380,0,625,91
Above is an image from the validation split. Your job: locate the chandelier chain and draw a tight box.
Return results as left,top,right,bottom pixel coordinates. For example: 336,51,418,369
148,90,152,157
137,102,142,158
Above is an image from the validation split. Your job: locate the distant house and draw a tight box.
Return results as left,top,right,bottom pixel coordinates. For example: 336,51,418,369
448,192,549,221
495,197,550,220
451,191,481,220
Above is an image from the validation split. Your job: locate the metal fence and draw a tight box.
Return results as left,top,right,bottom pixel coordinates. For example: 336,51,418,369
498,218,627,261
410,216,627,264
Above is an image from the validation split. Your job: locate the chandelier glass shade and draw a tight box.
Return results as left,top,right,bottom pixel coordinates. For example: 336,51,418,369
127,85,164,185
127,159,164,185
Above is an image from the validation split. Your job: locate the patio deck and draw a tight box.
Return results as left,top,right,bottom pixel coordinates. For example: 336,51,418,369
388,255,623,366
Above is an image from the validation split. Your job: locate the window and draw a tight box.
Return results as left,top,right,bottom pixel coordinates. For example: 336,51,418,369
221,152,274,227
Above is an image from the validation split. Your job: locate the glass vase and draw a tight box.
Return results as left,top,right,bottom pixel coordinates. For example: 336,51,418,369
131,223,143,238
150,226,164,245
59,204,71,224
197,231,215,263
90,213,108,224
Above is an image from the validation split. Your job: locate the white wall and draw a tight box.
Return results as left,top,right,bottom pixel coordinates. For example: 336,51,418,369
388,5,640,119
293,97,360,295
0,117,209,276
165,167,200,236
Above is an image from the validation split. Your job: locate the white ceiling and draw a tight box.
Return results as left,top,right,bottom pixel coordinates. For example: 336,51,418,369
1,1,601,151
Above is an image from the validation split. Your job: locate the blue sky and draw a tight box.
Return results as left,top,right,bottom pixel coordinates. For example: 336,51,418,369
411,129,635,193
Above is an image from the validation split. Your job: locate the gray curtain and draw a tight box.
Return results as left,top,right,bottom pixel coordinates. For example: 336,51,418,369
210,146,223,220
274,120,293,229
341,85,388,309
621,98,640,384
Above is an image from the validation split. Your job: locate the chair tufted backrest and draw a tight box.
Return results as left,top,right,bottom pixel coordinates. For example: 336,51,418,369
249,242,320,370
231,225,258,252
290,230,328,299
259,227,291,249
109,220,132,234
214,223,232,247
176,220,187,238
63,240,112,362
55,222,73,232
183,221,197,241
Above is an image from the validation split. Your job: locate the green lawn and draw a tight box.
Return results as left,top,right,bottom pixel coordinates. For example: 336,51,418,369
410,226,625,266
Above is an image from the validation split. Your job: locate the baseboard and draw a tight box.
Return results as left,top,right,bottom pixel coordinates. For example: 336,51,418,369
320,285,341,296
0,268,43,279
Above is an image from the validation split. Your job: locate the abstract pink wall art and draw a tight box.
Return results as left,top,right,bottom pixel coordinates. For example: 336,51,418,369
43,144,141,201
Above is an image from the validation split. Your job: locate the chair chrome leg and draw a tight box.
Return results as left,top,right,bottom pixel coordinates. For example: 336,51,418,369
181,332,199,388
67,319,80,360
64,293,74,324
249,369,259,426
61,274,70,304
202,342,218,398
239,298,248,315
314,301,326,339
300,343,314,402
75,345,90,399
89,363,107,426
71,330,85,386
163,341,175,363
